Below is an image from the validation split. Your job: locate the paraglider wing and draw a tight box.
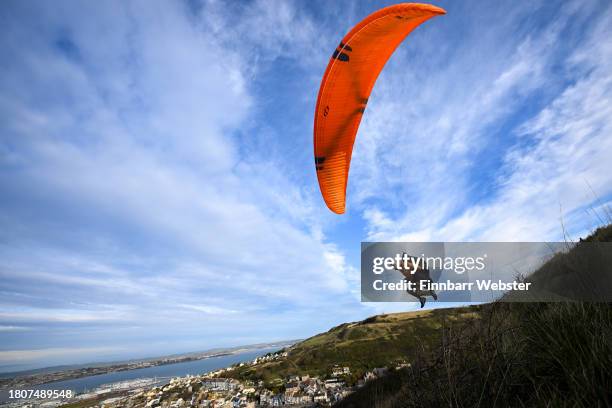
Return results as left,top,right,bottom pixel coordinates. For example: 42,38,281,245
314,3,446,214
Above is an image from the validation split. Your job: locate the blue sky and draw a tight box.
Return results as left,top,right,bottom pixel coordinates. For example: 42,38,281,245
1,0,612,372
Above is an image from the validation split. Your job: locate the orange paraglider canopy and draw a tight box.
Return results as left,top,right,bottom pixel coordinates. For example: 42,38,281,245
314,3,446,214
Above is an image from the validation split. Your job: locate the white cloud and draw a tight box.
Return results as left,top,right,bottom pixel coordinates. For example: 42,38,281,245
0,347,123,364
0,306,135,323
178,304,239,315
353,0,612,242
0,0,362,356
0,326,30,332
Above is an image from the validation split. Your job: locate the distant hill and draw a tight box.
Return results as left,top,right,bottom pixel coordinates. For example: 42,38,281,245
230,307,482,386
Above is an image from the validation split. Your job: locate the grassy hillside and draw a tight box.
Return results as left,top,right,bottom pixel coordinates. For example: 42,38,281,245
226,225,612,405
335,302,611,408
230,307,481,386
336,225,612,408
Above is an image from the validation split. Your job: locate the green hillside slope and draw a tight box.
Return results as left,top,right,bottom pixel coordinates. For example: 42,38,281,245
230,307,481,386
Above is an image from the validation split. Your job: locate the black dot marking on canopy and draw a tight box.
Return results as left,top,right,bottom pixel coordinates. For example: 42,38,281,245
332,49,350,62
339,42,353,52
332,41,353,62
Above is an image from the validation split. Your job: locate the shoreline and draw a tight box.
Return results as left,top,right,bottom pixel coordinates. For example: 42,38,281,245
0,341,296,391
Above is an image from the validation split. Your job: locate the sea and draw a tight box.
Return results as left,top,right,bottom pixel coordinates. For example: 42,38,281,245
0,347,277,403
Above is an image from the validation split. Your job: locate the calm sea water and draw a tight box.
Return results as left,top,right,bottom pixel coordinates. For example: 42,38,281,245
1,347,277,402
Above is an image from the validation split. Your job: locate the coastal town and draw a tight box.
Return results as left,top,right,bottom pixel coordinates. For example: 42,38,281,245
4,349,404,408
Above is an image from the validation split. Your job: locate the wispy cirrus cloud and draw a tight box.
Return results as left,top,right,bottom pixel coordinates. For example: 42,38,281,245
0,326,30,333
0,347,124,364
352,0,612,241
0,0,361,369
